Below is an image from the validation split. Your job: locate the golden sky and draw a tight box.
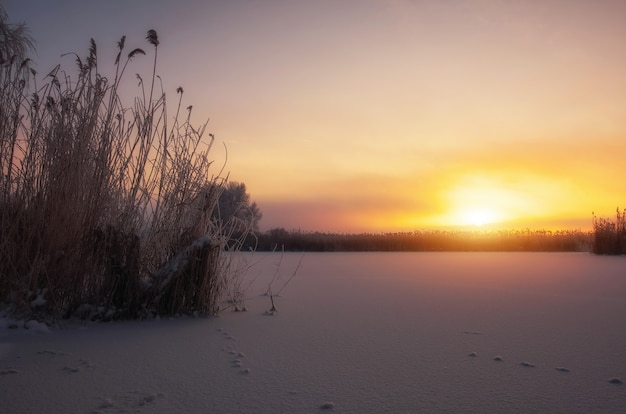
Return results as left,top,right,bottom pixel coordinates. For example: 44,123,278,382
6,0,626,232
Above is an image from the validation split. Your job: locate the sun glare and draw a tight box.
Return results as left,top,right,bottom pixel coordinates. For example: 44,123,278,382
427,206,506,229
431,177,540,229
460,208,500,227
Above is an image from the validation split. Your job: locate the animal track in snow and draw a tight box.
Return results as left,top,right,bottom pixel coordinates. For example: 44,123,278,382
0,368,19,375
37,350,69,357
218,329,237,341
219,329,251,375
139,392,164,406
231,358,243,368
466,348,617,386
99,397,114,408
60,358,95,374
95,391,165,413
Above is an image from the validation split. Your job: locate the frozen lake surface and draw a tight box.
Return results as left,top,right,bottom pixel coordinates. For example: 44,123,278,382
2,252,626,413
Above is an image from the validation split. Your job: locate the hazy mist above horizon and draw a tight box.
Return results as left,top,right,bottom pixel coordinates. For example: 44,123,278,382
5,0,626,232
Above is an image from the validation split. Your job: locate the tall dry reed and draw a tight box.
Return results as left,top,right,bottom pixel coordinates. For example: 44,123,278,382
592,209,626,255
1,11,242,320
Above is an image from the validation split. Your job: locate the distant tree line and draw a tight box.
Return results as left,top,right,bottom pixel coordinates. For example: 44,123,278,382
240,228,592,252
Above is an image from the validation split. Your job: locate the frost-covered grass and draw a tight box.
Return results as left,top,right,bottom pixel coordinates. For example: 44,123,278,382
0,9,241,320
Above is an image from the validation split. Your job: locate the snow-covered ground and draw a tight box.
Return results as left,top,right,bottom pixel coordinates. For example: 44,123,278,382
2,252,626,413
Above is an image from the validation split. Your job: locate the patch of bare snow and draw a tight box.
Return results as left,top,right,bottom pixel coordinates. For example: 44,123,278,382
29,289,47,308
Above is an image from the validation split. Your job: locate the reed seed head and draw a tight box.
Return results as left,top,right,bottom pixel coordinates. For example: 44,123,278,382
146,29,159,47
128,48,145,60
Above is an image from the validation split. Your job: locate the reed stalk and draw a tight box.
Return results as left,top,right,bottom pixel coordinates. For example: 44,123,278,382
1,12,242,320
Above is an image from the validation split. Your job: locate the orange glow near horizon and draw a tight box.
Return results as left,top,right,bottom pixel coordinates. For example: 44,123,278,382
6,1,626,234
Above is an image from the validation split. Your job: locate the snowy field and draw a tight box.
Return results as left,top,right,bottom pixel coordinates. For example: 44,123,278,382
2,252,626,413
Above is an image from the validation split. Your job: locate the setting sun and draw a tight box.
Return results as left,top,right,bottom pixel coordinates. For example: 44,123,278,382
432,205,506,229
460,208,500,227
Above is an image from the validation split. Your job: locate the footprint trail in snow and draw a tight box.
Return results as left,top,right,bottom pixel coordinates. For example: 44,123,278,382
218,328,251,375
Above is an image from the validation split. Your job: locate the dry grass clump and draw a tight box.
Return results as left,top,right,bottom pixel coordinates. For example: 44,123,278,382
592,209,626,255
1,11,241,320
